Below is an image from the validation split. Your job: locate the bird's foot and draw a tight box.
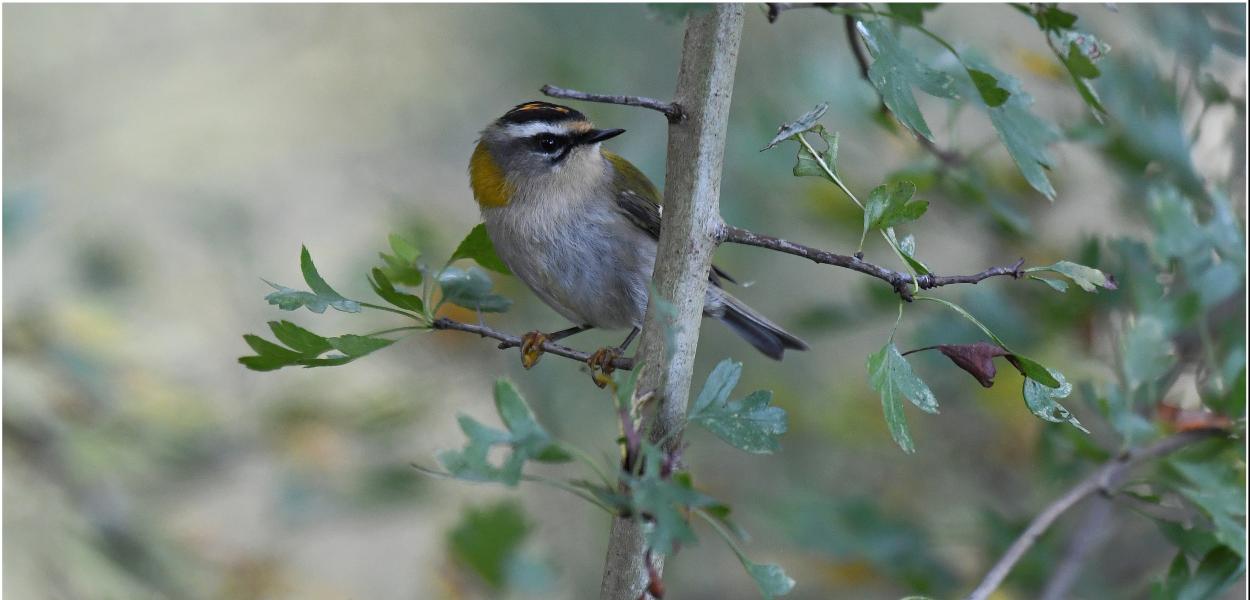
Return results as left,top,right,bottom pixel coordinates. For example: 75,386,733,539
586,346,622,388
519,331,548,369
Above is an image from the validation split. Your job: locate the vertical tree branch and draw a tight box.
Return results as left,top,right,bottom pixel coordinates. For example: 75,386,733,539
598,5,745,600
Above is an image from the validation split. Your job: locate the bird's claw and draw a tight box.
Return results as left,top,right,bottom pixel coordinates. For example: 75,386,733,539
587,347,621,388
519,331,548,369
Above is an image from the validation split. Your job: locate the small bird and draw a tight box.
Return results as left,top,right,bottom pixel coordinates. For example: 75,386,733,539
468,101,807,374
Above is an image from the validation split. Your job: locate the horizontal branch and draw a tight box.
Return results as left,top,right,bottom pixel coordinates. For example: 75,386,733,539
432,317,634,371
965,427,1229,600
720,224,1025,300
540,84,684,123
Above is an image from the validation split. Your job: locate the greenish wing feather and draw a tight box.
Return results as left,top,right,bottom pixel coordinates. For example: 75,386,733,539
605,151,737,286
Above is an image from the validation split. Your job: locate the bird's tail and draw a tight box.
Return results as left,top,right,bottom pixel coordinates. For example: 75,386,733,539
712,290,809,360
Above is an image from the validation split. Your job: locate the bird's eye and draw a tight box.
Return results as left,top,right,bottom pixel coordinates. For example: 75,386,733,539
534,133,562,153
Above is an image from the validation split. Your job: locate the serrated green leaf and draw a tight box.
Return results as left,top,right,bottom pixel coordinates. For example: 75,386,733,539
693,359,742,415
858,19,960,141
300,246,361,311
438,266,512,313
968,69,1010,107
764,103,828,150
869,339,938,453
691,387,788,455
369,268,426,314
448,501,530,590
449,223,512,275
438,380,567,485
327,334,393,357
1027,260,1117,292
1022,368,1089,432
745,561,796,599
238,324,393,371
863,182,927,248
961,54,1060,199
620,444,717,556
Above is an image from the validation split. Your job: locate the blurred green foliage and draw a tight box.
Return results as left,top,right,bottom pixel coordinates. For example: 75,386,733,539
5,3,1245,599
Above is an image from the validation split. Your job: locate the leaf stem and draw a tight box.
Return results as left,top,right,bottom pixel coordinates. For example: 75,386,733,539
561,442,616,489
694,507,750,565
360,325,426,338
358,301,427,322
916,295,1010,349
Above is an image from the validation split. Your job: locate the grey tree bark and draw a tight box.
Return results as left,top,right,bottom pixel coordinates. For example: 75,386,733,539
597,5,745,600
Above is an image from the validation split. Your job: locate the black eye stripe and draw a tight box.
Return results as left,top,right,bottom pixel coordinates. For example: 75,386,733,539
531,133,571,153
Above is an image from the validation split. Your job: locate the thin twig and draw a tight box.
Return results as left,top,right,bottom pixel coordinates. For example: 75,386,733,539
720,224,1025,301
1038,496,1115,600
541,84,684,123
965,428,1229,600
432,317,634,370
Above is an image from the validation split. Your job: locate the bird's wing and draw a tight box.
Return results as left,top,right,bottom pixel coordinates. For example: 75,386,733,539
607,151,738,286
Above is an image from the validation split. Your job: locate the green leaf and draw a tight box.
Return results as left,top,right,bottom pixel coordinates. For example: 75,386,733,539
620,445,717,556
961,54,1061,200
791,126,839,182
862,181,927,247
1176,546,1246,600
448,501,530,589
1169,457,1247,558
745,561,796,599
449,223,512,275
764,103,828,150
1029,276,1069,293
692,359,742,415
1033,5,1078,31
1022,368,1088,433
389,233,420,264
238,321,394,371
691,384,788,454
437,380,567,485
262,247,362,314
968,69,1010,107
268,319,333,355
891,231,932,275
1026,261,1117,292
868,339,939,453
300,246,361,311
368,268,425,314
858,19,960,141
1122,315,1175,388
438,266,512,313
885,3,939,25
1008,354,1063,389
327,334,394,357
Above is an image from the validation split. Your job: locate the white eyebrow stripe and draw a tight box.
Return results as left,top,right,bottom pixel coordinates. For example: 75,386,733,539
503,122,572,138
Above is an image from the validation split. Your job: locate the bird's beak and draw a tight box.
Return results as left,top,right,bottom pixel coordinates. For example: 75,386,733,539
579,128,626,145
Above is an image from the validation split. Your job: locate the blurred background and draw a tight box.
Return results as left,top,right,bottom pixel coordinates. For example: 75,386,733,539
4,4,1245,599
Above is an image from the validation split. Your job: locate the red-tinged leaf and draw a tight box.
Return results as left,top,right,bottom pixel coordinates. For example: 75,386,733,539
939,342,1010,388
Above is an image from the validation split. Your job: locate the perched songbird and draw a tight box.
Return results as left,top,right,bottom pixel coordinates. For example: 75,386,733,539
468,101,807,373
